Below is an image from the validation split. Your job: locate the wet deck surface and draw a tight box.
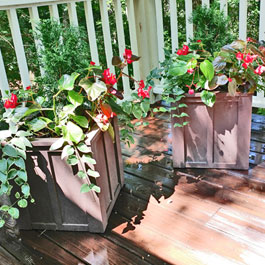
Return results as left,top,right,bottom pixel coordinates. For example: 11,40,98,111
1,113,265,265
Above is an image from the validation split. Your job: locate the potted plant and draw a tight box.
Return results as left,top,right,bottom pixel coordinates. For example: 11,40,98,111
0,49,152,232
146,39,265,169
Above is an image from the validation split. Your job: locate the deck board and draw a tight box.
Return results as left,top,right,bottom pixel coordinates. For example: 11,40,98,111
1,113,265,265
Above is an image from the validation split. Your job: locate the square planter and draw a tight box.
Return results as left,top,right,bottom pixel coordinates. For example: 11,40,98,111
16,117,124,233
171,92,252,170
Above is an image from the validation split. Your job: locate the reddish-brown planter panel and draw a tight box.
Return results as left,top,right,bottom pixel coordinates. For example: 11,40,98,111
171,93,252,169
17,117,124,233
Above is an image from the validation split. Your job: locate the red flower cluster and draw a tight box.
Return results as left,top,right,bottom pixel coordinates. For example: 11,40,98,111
4,93,18,109
197,40,202,43
26,85,31,90
90,61,96,66
177,45,189,56
103,68,117,86
138,80,152,99
123,49,133,64
236,52,257,69
254,65,265,75
228,77,233,82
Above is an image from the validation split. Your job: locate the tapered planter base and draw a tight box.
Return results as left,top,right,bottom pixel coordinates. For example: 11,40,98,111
171,93,252,170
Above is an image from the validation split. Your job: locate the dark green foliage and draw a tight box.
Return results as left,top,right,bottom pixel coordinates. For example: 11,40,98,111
189,2,236,53
27,20,90,103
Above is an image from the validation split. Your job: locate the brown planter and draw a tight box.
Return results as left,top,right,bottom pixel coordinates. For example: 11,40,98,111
171,92,252,169
16,117,124,233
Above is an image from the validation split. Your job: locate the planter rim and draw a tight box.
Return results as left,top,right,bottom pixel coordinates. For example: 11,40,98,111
184,91,253,98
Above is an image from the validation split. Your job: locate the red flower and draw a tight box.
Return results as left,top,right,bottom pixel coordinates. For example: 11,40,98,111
188,89,194,95
138,80,152,99
95,114,109,125
26,85,31,90
4,93,18,109
197,40,202,43
228,77,232,82
236,52,244,61
242,62,248,69
90,61,96,66
247,37,255,43
100,103,116,118
187,68,194,74
176,45,189,56
103,68,117,86
123,49,133,64
254,65,265,75
244,53,254,64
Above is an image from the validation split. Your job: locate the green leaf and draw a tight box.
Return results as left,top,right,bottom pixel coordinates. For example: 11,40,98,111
140,101,150,113
61,145,74,159
71,115,89,128
172,112,189,118
14,157,26,170
15,192,20,199
30,198,35,203
68,90,83,107
20,137,32,148
27,118,47,132
0,130,11,141
14,177,24,186
228,78,237,96
0,159,8,173
77,170,87,179
17,170,27,182
169,61,188,76
66,155,78,165
200,60,214,81
16,131,32,137
82,155,96,165
122,101,132,114
7,158,16,168
66,121,84,144
8,207,19,219
178,103,188,108
0,219,5,228
3,145,18,157
80,183,101,193
0,183,8,195
132,105,143,119
82,80,107,101
21,183,30,196
80,183,91,193
11,138,26,150
50,138,65,151
174,123,183,128
77,143,91,153
0,205,9,211
107,123,115,142
16,148,26,160
8,169,18,180
200,90,216,107
87,169,100,178
58,73,80,91
18,199,28,208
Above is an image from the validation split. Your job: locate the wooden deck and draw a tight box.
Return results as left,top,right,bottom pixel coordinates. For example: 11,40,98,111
1,113,265,265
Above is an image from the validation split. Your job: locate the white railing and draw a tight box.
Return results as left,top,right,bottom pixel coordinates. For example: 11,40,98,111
0,0,264,107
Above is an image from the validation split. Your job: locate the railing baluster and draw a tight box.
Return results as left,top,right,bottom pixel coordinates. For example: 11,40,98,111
0,48,10,98
29,5,45,76
169,0,178,52
84,0,99,65
99,0,115,75
202,0,210,8
113,0,131,99
155,0,165,62
7,8,31,89
185,0,193,42
239,0,247,40
220,0,228,17
49,3,60,22
68,2,79,27
126,0,140,81
259,0,265,41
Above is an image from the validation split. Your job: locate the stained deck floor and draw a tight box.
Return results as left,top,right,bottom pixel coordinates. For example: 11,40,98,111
1,113,265,265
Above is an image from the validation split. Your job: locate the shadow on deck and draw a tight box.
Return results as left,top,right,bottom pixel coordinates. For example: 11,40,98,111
1,114,265,265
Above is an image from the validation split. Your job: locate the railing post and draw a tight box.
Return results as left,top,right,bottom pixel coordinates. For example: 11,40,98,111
129,0,160,101
0,48,9,98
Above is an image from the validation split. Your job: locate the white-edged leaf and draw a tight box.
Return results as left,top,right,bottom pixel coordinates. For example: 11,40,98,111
50,138,65,151
61,145,74,159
